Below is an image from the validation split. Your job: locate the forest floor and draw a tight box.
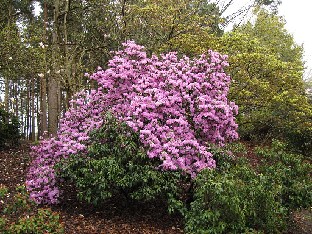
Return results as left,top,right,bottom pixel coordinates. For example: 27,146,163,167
0,143,311,234
0,143,183,233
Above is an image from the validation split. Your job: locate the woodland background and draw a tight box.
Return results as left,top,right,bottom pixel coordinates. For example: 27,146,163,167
0,0,311,152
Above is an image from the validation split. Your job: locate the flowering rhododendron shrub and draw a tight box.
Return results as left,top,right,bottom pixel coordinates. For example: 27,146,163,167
56,113,183,205
26,41,238,204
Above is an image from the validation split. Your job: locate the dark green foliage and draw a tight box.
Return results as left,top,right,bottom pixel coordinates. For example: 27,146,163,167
256,140,312,209
0,184,64,234
185,160,287,233
0,106,20,149
1,185,32,215
181,141,312,234
56,113,181,205
55,111,311,233
6,208,64,234
285,128,312,157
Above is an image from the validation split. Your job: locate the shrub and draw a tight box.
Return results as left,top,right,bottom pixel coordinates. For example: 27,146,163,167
181,141,312,234
6,208,64,234
0,184,64,234
27,41,238,204
0,184,9,198
256,140,312,210
0,105,20,149
56,113,182,205
1,185,32,215
184,158,287,234
285,128,312,157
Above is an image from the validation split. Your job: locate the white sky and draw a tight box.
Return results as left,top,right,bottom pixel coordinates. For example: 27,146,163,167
279,0,312,79
222,0,312,79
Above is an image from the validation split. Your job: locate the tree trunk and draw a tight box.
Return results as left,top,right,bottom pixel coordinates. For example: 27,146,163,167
48,0,61,136
40,75,48,137
40,1,48,138
31,76,36,141
36,83,41,140
14,82,19,117
26,80,30,140
4,77,10,124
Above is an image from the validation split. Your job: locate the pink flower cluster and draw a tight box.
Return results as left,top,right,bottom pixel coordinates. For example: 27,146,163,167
26,90,105,204
26,41,238,204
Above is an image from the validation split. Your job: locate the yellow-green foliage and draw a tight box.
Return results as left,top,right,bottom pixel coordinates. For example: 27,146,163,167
124,0,222,53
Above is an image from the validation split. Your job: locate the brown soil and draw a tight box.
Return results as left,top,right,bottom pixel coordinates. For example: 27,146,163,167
0,143,183,233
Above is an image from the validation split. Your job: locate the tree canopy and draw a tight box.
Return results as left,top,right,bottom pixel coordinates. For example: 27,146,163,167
0,0,311,153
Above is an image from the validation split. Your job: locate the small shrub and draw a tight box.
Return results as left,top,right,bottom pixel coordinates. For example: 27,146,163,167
210,142,247,171
56,113,181,205
0,106,20,149
256,140,312,210
0,184,64,234
182,140,312,233
8,208,64,234
0,184,9,198
285,128,312,156
0,217,7,233
184,159,287,234
1,185,32,215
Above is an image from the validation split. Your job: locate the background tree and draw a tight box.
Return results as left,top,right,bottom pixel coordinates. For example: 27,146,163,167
167,8,312,154
305,72,312,103
123,0,223,53
4,0,312,151
0,0,40,139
